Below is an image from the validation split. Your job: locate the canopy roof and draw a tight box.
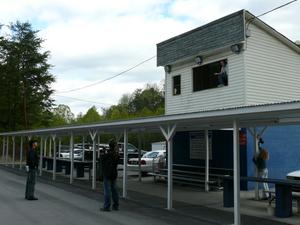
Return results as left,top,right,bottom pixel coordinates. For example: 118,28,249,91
1,100,300,137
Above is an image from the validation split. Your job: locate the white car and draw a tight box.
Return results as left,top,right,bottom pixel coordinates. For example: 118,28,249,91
287,170,300,180
286,170,300,191
128,150,166,174
59,149,83,160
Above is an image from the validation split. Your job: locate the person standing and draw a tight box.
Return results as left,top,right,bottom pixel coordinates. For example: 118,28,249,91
100,139,120,211
253,148,270,200
25,140,39,200
214,60,228,87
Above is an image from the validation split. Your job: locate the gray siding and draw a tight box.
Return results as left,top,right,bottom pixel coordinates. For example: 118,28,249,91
157,10,245,66
165,53,246,115
245,24,300,105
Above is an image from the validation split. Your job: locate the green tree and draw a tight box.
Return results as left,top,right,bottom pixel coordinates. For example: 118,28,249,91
103,83,164,120
0,21,55,131
100,83,165,150
50,104,75,126
128,83,164,115
77,106,102,124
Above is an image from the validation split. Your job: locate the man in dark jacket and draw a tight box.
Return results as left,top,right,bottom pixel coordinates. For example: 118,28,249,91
100,139,119,211
25,140,39,200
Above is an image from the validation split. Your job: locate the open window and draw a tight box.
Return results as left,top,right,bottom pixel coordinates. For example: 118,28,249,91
173,75,181,95
193,59,228,92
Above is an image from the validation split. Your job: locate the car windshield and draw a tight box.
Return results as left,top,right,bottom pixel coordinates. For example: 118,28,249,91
118,143,138,152
143,151,159,158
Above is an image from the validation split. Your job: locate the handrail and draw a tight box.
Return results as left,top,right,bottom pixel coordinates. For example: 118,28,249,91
173,163,233,171
224,175,300,186
160,168,230,177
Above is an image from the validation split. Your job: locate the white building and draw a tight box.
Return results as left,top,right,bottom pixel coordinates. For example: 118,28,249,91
157,10,300,115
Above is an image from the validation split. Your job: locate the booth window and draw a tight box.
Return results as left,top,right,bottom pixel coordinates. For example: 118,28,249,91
173,75,181,95
193,59,228,92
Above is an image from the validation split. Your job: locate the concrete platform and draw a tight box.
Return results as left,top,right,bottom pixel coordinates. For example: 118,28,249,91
0,164,298,225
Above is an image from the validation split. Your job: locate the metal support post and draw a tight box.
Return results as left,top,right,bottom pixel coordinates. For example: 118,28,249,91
2,137,5,163
49,138,52,157
89,130,98,190
138,133,142,182
12,136,15,168
58,138,62,159
52,135,57,180
39,137,43,176
6,136,9,166
70,133,74,184
123,128,128,198
205,130,210,192
44,138,47,157
82,136,85,161
233,120,241,225
20,137,23,169
159,124,176,210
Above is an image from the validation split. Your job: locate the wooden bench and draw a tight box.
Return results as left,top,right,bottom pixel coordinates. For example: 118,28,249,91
223,176,300,218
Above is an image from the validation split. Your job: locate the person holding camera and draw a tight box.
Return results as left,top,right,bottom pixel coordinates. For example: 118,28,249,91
214,60,228,87
25,140,39,200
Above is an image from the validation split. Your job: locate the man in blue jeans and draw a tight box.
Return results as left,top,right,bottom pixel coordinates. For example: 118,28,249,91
25,140,39,200
100,139,119,211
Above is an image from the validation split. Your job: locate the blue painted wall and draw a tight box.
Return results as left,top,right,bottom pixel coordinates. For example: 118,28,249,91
173,130,248,189
173,126,300,190
247,125,300,189
173,130,234,168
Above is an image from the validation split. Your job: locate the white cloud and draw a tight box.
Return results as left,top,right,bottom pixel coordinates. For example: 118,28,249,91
0,0,299,115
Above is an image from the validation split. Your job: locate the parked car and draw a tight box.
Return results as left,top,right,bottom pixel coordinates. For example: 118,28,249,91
84,143,109,160
287,170,300,180
58,149,83,160
118,142,147,164
128,150,166,174
74,143,93,150
286,170,300,191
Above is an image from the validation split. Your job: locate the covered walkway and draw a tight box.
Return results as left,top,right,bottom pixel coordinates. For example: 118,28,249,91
1,100,300,225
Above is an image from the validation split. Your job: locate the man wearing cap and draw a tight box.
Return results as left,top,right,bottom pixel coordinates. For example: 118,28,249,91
100,139,120,211
25,140,39,200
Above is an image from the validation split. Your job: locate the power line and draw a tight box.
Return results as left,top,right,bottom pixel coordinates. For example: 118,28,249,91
56,55,156,94
54,0,297,104
54,94,113,106
246,0,298,28
256,0,297,18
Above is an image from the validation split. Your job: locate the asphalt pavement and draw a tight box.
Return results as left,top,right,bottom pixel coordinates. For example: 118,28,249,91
0,166,293,225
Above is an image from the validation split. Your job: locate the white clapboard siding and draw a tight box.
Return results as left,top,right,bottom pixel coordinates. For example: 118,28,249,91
245,23,300,105
165,53,246,115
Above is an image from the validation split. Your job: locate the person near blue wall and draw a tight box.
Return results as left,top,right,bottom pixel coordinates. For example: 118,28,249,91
253,147,269,200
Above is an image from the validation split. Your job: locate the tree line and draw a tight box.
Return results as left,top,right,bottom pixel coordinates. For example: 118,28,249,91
0,22,54,131
1,21,165,150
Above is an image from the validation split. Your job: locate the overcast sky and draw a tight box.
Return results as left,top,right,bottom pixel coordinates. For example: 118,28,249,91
0,0,299,116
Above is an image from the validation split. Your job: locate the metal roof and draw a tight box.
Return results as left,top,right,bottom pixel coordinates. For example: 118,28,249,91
1,100,300,137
